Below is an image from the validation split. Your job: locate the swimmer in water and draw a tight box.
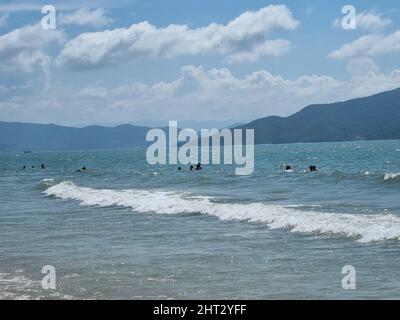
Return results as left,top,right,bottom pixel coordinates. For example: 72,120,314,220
285,165,293,172
190,165,194,171
41,164,45,169
23,166,26,170
309,165,317,172
195,163,202,171
77,166,87,172
178,167,182,171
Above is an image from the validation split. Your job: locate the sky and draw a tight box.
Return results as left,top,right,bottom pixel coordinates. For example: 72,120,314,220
0,0,400,127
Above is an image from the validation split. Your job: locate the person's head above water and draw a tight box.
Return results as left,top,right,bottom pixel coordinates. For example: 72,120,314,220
309,165,317,172
286,165,292,171
178,167,182,171
190,165,194,171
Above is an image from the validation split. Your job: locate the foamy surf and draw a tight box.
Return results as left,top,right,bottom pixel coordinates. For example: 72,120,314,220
384,173,400,181
44,181,400,244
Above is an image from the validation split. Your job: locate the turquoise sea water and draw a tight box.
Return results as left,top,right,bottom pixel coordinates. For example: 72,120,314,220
1,140,400,299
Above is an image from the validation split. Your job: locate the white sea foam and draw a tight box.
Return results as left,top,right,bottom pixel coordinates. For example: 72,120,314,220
40,178,55,187
384,173,400,181
0,271,42,300
0,271,76,300
44,181,400,244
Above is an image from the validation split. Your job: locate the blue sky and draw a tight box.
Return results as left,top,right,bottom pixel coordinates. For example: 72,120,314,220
1,0,400,127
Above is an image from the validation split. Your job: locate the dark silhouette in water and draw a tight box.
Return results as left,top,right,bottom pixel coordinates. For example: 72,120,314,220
31,165,34,169
309,165,317,172
195,163,202,171
77,166,87,172
285,165,292,171
178,167,182,171
190,165,194,171
41,164,45,169
22,166,26,170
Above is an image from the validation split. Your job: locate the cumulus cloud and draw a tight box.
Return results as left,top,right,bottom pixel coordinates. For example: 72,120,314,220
333,10,392,32
356,11,392,31
3,65,400,125
59,7,113,27
0,23,65,73
329,30,400,59
57,5,299,69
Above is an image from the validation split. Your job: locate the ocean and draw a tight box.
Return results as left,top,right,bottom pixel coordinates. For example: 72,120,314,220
1,140,400,299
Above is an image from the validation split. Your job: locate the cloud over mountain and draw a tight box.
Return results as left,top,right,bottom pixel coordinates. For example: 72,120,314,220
3,64,400,125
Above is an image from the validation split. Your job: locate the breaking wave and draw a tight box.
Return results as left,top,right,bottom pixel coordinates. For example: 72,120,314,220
44,181,400,244
384,173,400,181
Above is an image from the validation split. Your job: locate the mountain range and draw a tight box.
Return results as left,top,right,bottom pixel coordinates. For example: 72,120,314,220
1,87,400,151
236,87,400,144
0,122,151,151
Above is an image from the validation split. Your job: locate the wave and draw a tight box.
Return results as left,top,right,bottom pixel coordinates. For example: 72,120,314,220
384,173,400,181
44,181,400,244
333,171,400,182
33,178,57,191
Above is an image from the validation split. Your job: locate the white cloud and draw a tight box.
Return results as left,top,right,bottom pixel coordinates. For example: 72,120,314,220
356,11,392,31
59,7,113,27
345,57,380,77
333,10,392,32
58,5,299,69
226,39,291,63
3,65,400,125
0,23,65,73
0,13,9,28
329,30,400,59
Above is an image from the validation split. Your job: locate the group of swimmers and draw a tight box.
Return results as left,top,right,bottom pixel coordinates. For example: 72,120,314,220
178,163,203,171
286,165,317,172
22,164,89,172
177,163,316,172
22,164,46,169
22,163,316,173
